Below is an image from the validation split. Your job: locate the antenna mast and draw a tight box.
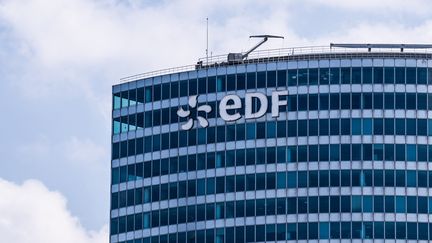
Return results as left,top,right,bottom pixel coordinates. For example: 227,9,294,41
206,18,209,66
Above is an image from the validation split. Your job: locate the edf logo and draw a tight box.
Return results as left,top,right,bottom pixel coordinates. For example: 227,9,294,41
177,95,212,130
177,90,288,130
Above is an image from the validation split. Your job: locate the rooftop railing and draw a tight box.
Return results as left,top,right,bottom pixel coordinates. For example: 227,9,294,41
120,45,432,83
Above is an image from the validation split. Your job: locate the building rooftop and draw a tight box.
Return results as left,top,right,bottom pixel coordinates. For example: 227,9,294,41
120,44,432,83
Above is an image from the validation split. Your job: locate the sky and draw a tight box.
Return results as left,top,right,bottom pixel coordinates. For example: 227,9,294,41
1,0,432,242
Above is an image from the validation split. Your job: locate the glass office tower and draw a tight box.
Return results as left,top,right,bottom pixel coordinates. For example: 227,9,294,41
110,46,432,242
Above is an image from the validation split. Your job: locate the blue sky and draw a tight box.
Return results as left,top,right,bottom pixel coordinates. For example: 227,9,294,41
1,0,432,242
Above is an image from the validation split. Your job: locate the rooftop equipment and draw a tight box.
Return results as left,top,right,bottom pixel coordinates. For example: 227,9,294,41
227,35,284,63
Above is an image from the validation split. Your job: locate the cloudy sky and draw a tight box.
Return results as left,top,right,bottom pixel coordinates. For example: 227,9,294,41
1,0,432,242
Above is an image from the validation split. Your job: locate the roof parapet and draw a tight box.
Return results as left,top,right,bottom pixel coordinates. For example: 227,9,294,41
121,44,432,83
330,43,432,52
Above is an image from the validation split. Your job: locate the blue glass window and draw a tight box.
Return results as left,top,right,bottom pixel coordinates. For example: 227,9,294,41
341,93,350,109
363,196,373,212
363,93,372,109
407,171,416,187
298,69,308,86
396,196,405,213
256,72,266,88
330,68,340,84
407,144,416,161
395,67,405,84
374,67,383,84
309,94,318,110
407,222,417,240
244,72,255,90
406,67,416,84
113,93,121,109
341,68,350,84
363,67,372,84
384,119,394,135
374,93,383,109
341,222,351,238
216,75,225,92
352,67,361,84
298,95,307,111
385,67,394,84
287,223,297,240
288,69,297,86
319,68,329,85
224,75,234,92
330,94,339,109
309,68,318,85
352,119,361,135
406,93,416,110
348,93,359,110
277,70,286,86
330,222,340,239
309,222,318,239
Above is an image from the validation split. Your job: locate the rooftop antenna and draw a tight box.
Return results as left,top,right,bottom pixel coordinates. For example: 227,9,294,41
206,17,209,65
228,35,284,63
195,18,209,69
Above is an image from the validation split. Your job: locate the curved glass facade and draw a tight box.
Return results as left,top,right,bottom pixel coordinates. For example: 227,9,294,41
111,53,432,242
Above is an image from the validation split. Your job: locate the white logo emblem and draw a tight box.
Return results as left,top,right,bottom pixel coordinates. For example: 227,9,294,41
177,95,212,130
177,90,288,130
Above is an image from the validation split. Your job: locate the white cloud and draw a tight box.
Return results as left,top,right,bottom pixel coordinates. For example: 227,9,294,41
65,136,108,167
0,178,107,243
10,135,111,230
16,135,52,158
16,135,109,167
2,0,432,87
0,0,298,75
316,21,432,44
310,0,432,14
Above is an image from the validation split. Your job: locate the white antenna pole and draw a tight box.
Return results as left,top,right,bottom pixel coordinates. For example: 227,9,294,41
206,17,209,66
